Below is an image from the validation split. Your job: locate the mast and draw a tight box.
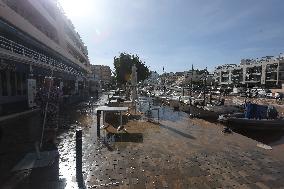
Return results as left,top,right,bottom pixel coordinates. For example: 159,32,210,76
190,64,193,105
163,66,166,94
203,67,207,106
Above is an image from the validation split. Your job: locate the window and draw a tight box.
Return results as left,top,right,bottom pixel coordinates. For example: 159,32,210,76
10,71,16,96
0,70,8,96
16,72,22,95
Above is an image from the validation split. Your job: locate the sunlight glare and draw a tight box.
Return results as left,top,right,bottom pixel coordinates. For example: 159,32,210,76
58,0,94,18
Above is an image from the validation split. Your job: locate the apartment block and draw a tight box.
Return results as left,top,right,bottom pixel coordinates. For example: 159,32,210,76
90,65,112,85
0,0,92,114
214,54,284,87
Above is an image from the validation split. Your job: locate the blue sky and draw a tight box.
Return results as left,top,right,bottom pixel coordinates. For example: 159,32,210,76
59,0,284,73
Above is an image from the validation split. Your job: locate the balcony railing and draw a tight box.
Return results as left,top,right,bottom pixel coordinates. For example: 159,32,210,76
0,35,83,77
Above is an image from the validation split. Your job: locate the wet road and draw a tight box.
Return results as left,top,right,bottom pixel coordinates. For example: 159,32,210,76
1,95,284,188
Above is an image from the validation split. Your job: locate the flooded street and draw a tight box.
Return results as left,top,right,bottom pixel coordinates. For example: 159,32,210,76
1,94,284,188
1,0,284,188
79,103,284,188
62,96,284,188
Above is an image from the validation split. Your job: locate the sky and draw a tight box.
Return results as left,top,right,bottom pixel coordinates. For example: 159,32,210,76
59,0,284,73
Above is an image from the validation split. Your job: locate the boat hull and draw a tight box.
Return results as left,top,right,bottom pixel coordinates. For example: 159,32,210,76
190,105,241,121
189,106,219,120
179,102,190,112
226,118,284,131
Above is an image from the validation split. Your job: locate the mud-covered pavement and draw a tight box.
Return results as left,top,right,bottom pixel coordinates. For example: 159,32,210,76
79,106,284,189
1,94,284,188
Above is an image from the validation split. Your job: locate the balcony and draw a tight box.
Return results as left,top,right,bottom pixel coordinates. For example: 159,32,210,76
231,74,240,77
0,35,83,77
251,72,261,75
4,0,59,44
221,74,229,77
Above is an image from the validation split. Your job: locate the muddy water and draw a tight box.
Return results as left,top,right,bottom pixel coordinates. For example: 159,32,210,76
56,95,109,188
0,95,108,188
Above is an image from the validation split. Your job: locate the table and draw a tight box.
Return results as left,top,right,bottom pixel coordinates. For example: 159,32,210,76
95,106,129,137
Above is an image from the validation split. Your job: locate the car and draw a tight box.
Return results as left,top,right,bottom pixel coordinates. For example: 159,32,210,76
266,93,274,99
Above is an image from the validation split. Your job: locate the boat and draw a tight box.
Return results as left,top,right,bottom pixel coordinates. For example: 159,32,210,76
168,96,181,110
179,102,190,112
168,96,192,112
219,114,284,131
189,104,241,120
219,103,284,131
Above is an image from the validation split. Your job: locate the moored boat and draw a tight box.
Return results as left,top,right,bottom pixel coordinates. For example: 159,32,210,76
189,104,241,121
220,115,284,131
219,103,284,131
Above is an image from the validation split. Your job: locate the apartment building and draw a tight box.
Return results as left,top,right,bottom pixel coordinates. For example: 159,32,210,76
0,0,91,114
214,54,284,88
90,65,112,85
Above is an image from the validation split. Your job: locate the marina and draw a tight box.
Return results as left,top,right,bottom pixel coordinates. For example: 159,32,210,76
1,0,284,188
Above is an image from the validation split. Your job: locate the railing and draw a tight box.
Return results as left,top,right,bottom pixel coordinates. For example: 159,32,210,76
0,35,83,77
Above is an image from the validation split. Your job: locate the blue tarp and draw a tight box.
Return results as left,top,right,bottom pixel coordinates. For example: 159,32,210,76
244,103,268,119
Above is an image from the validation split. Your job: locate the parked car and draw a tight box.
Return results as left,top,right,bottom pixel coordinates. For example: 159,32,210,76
266,92,274,99
266,92,282,99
